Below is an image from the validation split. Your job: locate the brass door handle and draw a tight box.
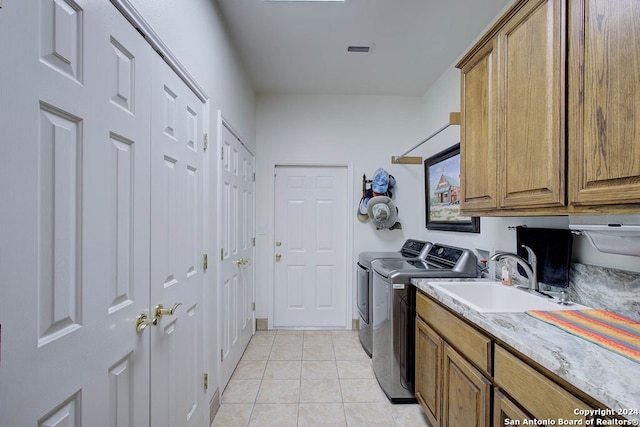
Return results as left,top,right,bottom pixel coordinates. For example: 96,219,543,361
155,302,182,320
136,313,158,333
233,258,249,266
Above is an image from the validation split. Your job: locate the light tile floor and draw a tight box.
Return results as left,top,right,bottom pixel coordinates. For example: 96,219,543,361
213,330,431,427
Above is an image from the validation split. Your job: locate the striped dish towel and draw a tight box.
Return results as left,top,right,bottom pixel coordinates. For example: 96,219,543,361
526,309,640,363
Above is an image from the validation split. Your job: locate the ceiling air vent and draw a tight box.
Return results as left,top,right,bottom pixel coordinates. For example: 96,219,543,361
263,0,345,2
347,44,374,53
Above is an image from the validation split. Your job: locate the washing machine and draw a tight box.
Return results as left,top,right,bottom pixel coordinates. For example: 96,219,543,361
356,239,431,357
371,243,477,403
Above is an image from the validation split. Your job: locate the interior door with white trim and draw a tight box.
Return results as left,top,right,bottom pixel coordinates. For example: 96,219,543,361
218,122,256,389
273,165,348,328
149,51,207,427
0,1,151,425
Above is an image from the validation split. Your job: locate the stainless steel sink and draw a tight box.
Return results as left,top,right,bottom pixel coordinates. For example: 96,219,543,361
428,281,590,313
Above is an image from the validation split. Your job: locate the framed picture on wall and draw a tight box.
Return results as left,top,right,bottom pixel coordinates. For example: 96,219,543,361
424,143,480,233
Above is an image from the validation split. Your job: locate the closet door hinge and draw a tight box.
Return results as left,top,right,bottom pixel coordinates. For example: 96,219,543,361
252,302,256,311
252,237,256,247
220,349,224,362
221,147,224,161
220,248,224,261
203,254,208,271
203,373,209,390
203,133,208,151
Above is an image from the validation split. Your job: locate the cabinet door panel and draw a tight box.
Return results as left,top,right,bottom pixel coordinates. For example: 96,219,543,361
493,389,533,427
460,39,498,211
442,344,491,427
415,317,443,427
494,345,593,421
417,292,492,376
499,0,566,208
569,0,640,205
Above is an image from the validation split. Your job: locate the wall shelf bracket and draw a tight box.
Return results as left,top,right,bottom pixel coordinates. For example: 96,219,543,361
391,112,460,164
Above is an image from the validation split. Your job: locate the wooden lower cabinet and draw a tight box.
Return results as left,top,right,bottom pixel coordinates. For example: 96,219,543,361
494,345,594,423
442,343,492,427
415,291,614,427
416,292,492,375
415,294,491,427
493,389,533,427
415,317,443,427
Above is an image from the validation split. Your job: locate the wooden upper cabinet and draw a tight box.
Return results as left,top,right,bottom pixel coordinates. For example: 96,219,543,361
458,0,640,214
457,0,567,214
569,0,640,207
497,0,566,209
459,39,498,211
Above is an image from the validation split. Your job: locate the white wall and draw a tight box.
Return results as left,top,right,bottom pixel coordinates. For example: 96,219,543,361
128,0,256,146
128,0,257,398
255,94,432,320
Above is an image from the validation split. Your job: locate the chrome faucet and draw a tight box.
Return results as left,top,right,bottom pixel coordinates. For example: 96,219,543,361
490,245,538,291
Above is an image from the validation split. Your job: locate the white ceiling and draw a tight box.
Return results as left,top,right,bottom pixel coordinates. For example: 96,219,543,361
215,0,512,96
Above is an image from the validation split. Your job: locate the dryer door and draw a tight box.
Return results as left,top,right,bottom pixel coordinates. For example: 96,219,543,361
356,262,369,323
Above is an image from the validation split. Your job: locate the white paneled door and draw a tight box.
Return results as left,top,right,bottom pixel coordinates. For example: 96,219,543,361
0,1,206,426
273,165,348,328
149,46,206,427
218,122,255,389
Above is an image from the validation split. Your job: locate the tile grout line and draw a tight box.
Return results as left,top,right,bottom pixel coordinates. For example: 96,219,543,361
219,330,417,427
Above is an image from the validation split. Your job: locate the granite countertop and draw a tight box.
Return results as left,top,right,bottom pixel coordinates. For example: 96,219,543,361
412,278,640,415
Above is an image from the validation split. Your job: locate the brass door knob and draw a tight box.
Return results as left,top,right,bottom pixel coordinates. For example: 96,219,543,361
136,313,158,333
275,253,282,261
155,302,182,320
